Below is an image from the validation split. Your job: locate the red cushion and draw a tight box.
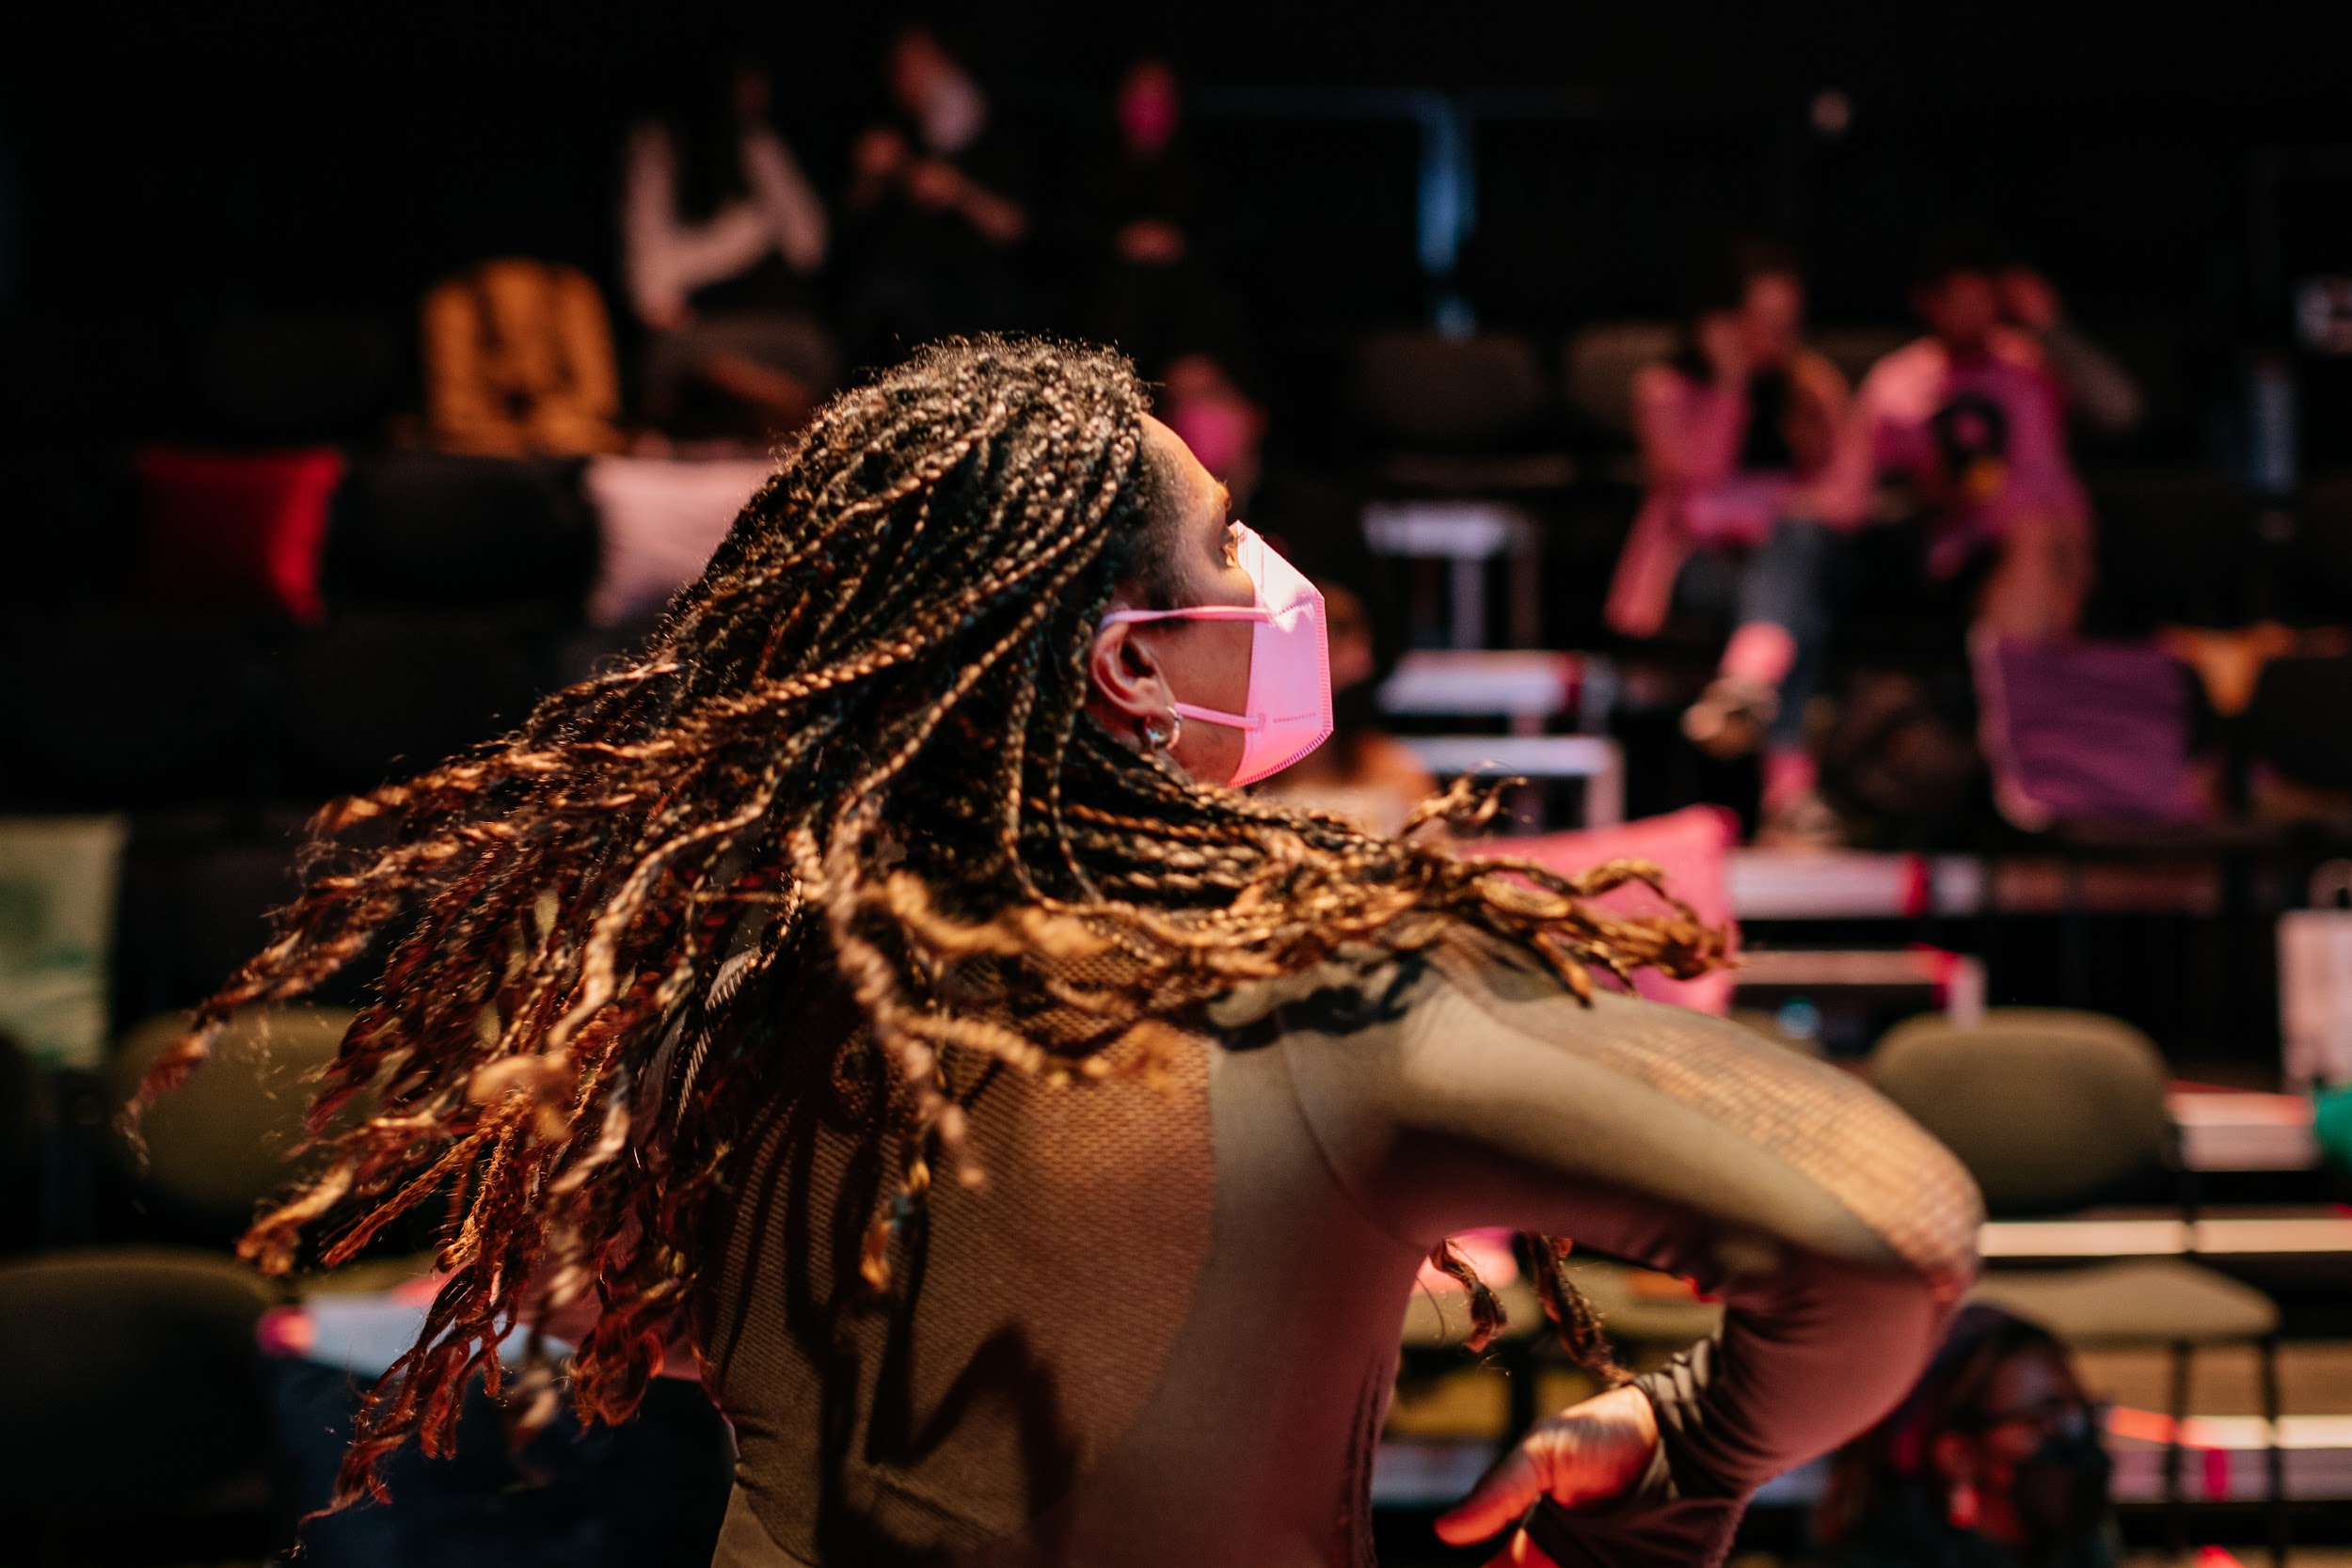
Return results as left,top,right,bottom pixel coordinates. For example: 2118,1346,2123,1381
133,448,346,624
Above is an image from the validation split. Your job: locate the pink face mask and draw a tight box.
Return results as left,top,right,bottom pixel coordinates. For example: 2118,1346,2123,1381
1100,524,1333,786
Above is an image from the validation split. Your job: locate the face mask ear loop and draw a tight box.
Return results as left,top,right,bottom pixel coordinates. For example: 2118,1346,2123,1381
1099,606,1271,627
1170,700,1265,733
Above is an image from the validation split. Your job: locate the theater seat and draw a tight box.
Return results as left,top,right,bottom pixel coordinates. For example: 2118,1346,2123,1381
1355,329,1573,494
2247,655,2352,791
275,616,543,796
0,1247,279,1543
110,814,317,1030
1868,1020,2286,1557
1560,322,1676,440
323,451,597,619
0,615,265,809
109,1005,358,1245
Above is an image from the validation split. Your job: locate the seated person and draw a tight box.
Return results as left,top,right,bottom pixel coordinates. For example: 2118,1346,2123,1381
624,61,836,440
1078,60,1241,377
421,258,626,456
1606,239,1864,844
1858,246,2093,643
837,26,1030,365
1256,579,1435,835
1156,351,1265,511
1820,1304,2116,1568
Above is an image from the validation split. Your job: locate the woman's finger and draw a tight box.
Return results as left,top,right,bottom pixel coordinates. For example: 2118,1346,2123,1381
1433,1446,1542,1544
1481,1526,1559,1567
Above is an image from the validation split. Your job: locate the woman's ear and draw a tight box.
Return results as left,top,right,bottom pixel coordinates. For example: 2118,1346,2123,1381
1086,621,1175,742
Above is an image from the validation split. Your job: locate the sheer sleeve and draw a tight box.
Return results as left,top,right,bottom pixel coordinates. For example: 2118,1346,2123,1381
1263,953,1981,1566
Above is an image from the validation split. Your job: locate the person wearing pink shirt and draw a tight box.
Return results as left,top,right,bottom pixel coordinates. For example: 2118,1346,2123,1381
1857,254,2094,642
1606,241,1868,844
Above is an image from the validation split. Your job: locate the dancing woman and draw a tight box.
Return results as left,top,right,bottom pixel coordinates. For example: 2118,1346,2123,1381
147,339,1979,1567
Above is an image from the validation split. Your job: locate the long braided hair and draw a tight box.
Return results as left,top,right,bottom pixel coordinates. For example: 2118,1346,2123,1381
139,336,1723,1506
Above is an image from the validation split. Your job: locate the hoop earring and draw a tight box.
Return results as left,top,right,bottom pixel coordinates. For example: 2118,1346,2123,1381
1140,713,1181,753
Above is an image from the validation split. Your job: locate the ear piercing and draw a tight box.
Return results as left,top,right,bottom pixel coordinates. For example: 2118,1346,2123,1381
1140,714,1182,753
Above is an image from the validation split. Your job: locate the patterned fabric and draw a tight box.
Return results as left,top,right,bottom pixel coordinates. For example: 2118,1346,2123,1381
707,946,1981,1568
707,1020,1215,1562
1427,942,1981,1292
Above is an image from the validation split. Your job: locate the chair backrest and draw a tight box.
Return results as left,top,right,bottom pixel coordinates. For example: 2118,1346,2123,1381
1867,1018,2170,1213
2249,655,2352,791
1561,322,1677,436
110,1005,356,1241
277,615,543,797
1877,1006,2158,1060
111,816,314,1028
1355,330,1547,449
0,1247,277,1516
322,451,598,617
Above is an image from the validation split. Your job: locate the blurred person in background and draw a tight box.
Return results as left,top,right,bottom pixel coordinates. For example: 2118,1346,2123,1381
1820,1304,2117,1568
1995,265,2145,440
1077,58,1242,377
837,25,1031,366
1257,578,1435,834
624,60,837,441
1607,238,1866,846
1858,245,2094,643
1155,350,1265,510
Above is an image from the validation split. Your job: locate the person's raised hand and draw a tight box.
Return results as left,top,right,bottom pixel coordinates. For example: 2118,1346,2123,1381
1433,1384,1661,1563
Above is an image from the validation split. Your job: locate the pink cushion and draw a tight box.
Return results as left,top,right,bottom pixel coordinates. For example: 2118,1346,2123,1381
583,456,772,627
1972,634,2207,831
134,448,346,624
1470,805,1740,1015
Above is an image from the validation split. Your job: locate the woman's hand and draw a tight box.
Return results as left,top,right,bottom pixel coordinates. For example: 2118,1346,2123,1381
1433,1384,1661,1563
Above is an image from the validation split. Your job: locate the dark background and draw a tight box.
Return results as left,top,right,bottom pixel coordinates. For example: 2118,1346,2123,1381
7,3,2352,467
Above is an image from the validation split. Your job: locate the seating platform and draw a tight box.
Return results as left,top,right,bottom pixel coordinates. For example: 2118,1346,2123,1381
1397,735,1625,828
1979,1208,2352,1262
2172,1088,2324,1172
1376,648,1613,735
1376,1412,2352,1508
1726,847,2280,920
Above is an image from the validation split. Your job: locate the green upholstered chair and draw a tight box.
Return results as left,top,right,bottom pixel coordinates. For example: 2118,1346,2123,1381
108,1005,357,1243
0,1247,279,1553
1868,1017,2286,1565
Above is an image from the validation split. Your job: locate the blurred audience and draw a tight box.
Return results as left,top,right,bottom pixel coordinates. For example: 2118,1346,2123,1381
1156,351,1267,509
623,62,837,441
1607,239,1864,845
1859,245,2094,642
421,259,625,456
1994,265,2144,439
837,26,1031,366
1079,59,1241,377
1258,580,1435,834
1820,1305,2116,1568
